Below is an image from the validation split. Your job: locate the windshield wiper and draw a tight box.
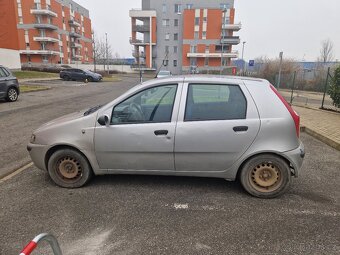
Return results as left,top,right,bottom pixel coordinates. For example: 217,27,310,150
84,105,103,116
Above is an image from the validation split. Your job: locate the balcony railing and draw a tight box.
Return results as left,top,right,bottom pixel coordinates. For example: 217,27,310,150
69,19,81,27
222,23,242,31
19,49,60,55
33,36,59,43
187,51,239,58
71,42,82,48
129,38,150,45
33,23,58,30
69,32,82,38
30,6,58,17
220,36,241,45
132,24,150,32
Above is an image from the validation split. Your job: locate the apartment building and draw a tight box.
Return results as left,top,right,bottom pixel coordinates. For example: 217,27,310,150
129,0,241,74
0,0,93,68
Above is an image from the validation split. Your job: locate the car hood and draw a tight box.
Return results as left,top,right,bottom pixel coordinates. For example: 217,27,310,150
36,111,86,132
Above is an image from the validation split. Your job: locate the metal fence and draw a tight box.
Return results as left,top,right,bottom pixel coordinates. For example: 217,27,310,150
272,68,339,112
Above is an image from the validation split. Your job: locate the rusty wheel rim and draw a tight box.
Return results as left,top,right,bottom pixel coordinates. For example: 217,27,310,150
249,162,283,193
56,156,82,182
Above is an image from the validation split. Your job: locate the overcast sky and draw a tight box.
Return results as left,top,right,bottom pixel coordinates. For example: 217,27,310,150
75,0,340,62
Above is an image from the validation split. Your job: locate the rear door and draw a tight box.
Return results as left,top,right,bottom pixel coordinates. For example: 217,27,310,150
0,68,8,99
175,81,260,172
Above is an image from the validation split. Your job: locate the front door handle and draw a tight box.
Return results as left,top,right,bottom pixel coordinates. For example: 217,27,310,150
154,130,169,136
233,126,248,132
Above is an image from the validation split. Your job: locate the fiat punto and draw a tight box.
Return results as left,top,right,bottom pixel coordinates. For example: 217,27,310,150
27,76,304,198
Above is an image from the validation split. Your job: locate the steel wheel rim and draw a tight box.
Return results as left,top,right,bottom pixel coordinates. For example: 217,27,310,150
248,162,283,193
8,89,18,101
56,156,83,182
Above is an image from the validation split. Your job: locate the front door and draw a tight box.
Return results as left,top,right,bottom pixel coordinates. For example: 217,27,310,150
94,83,181,171
175,83,260,172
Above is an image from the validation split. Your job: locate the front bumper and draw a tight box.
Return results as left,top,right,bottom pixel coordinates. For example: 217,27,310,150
27,143,50,171
282,142,305,177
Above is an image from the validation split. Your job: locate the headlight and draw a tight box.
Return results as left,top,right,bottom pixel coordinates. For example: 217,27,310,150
30,134,36,143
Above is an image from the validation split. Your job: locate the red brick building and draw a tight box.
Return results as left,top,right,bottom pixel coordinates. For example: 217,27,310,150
0,0,93,67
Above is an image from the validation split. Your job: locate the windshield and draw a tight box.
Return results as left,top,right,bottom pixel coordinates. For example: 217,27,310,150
159,71,170,75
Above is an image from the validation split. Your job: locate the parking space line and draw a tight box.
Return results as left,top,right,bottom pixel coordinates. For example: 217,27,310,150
0,162,33,183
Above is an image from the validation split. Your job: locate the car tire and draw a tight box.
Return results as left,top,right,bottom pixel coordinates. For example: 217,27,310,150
239,154,291,198
48,149,93,188
87,76,93,82
63,75,70,81
6,87,18,102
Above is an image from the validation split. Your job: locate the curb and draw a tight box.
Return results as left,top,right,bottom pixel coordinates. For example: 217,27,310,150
301,126,340,151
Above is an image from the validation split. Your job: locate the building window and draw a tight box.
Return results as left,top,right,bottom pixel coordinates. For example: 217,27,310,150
19,17,23,24
203,17,207,22
162,19,170,26
162,4,167,13
205,57,209,66
202,31,206,39
194,32,199,39
174,46,178,53
190,58,197,66
174,33,178,41
174,19,179,27
186,4,193,9
195,17,200,26
165,46,169,54
220,3,229,10
173,60,177,67
174,4,181,14
190,46,197,53
205,45,209,53
165,33,170,40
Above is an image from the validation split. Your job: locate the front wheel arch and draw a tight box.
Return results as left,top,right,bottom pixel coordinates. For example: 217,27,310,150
45,145,93,173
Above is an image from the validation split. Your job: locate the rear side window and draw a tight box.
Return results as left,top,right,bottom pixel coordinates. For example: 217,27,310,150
185,84,247,121
0,68,9,77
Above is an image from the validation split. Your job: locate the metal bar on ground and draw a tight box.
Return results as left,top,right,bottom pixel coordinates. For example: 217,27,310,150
19,233,63,255
290,71,296,104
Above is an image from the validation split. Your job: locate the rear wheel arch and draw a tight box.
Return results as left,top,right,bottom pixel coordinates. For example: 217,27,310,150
236,152,293,180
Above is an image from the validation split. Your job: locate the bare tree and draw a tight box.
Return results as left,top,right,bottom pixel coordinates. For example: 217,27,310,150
93,31,113,64
320,39,334,63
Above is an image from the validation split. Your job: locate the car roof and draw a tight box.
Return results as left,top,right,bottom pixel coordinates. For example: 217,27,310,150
140,75,267,88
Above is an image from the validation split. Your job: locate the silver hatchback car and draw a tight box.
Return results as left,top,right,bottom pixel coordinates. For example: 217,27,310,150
28,76,304,198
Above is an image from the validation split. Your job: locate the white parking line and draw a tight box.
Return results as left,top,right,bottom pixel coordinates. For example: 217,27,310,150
0,162,33,183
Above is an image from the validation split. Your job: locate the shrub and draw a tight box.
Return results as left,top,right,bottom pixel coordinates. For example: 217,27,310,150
328,66,340,108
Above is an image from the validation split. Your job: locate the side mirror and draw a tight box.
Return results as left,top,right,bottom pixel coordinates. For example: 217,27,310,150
97,115,110,126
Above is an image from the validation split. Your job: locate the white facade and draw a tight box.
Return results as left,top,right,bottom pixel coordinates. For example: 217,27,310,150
0,48,21,69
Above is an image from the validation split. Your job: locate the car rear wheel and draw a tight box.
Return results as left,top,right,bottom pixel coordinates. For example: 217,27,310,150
87,76,93,82
240,154,291,198
63,75,70,81
48,149,93,188
6,87,18,102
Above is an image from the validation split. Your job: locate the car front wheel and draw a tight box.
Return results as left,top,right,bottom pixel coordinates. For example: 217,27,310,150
6,87,18,102
48,149,93,188
240,154,291,198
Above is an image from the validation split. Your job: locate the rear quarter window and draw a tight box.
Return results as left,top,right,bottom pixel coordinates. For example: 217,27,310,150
185,84,247,121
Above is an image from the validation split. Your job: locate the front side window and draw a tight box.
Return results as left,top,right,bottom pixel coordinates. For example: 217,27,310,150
112,85,178,125
175,4,181,13
0,68,8,77
185,84,247,121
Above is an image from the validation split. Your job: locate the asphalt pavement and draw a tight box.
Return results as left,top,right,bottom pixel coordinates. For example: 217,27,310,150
0,133,339,255
0,76,339,254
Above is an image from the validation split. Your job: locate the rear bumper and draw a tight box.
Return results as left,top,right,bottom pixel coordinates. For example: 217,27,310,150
27,143,49,171
282,142,305,177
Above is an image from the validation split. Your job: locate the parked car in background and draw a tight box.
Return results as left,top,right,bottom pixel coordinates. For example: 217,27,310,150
27,75,304,198
0,65,20,102
156,70,172,78
60,69,103,82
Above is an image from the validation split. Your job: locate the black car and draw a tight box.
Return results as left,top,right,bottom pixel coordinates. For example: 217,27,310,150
0,65,20,102
60,68,103,82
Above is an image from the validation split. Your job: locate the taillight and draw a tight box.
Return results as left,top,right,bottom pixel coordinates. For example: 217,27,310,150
270,85,300,138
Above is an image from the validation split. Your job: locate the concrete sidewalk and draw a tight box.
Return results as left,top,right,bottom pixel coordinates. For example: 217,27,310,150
294,106,340,150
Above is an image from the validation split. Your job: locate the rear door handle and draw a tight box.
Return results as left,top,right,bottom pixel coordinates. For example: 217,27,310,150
154,130,169,136
233,126,248,132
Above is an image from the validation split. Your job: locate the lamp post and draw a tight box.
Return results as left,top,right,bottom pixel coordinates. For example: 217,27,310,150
241,41,246,75
105,32,109,75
